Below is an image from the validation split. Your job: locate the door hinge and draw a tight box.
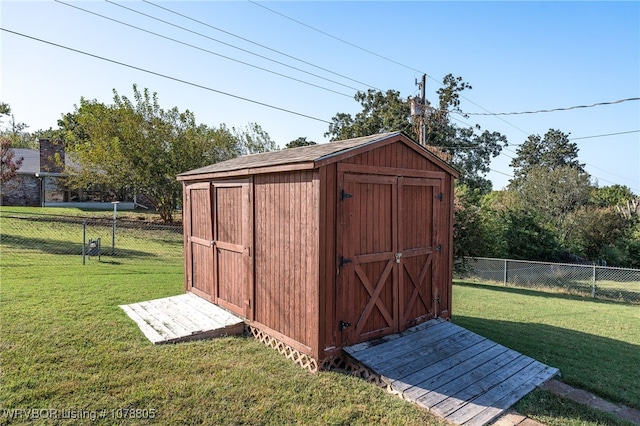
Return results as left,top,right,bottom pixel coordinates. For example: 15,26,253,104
434,295,441,304
436,244,442,253
339,320,352,331
436,192,443,201
340,189,353,200
338,256,352,268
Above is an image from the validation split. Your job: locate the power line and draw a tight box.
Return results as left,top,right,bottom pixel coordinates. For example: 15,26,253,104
0,28,332,124
142,0,381,92
466,97,640,116
54,0,353,98
104,0,366,94
570,129,640,141
248,0,425,75
248,1,535,138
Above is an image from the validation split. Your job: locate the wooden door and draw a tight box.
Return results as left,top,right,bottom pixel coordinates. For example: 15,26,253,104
398,177,441,329
184,182,215,301
340,173,399,345
339,173,442,345
212,180,252,318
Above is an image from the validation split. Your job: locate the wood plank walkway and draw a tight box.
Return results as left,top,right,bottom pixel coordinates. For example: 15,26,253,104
344,318,559,426
120,293,245,344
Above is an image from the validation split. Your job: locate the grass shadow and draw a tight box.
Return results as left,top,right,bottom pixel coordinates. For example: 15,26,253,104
1,233,156,259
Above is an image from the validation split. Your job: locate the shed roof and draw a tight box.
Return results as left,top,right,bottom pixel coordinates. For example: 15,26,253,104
178,132,459,180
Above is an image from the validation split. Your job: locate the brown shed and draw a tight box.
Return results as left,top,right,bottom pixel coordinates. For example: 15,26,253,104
177,131,459,366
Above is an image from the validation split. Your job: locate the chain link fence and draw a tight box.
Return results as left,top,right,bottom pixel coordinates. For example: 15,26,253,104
1,211,183,268
458,257,640,304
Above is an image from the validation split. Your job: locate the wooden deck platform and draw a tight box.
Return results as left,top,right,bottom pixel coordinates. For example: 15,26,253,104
344,319,559,426
120,293,245,344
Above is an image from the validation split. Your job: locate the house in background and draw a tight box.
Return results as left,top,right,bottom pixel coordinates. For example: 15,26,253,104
1,139,136,209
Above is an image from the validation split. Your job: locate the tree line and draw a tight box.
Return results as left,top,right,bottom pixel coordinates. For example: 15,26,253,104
1,78,638,267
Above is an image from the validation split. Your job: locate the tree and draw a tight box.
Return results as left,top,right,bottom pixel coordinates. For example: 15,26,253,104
510,129,584,188
500,208,560,261
591,184,636,208
0,136,24,185
325,89,412,141
325,75,506,193
62,85,274,222
567,207,628,261
285,137,317,149
515,165,593,243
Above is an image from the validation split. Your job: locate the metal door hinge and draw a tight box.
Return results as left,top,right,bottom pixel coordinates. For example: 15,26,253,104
339,320,352,331
340,189,353,200
436,192,443,201
436,244,442,253
339,256,352,267
434,295,441,304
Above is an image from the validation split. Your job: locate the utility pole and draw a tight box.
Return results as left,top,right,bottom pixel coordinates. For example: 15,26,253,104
411,74,427,147
419,74,426,147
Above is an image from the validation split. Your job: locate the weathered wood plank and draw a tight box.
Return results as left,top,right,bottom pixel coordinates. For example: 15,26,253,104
413,348,523,410
130,301,184,339
344,317,559,426
376,328,480,378
344,316,443,356
387,334,493,393
461,365,559,426
120,294,245,344
430,355,535,417
446,361,554,425
352,320,458,367
119,304,166,344
400,341,507,401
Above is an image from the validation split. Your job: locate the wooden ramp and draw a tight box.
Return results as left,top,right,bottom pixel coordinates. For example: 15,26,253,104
120,293,245,344
344,319,559,426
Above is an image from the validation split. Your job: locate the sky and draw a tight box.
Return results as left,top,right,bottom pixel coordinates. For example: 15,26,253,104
1,1,639,193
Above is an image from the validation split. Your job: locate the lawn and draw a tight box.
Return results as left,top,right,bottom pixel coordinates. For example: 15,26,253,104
1,210,445,425
2,210,638,425
452,281,640,423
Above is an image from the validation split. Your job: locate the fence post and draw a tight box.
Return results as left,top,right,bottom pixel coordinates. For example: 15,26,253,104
112,201,119,256
592,264,597,299
504,259,508,286
82,220,86,265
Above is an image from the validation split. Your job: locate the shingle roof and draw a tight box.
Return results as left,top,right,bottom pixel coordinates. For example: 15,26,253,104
179,132,408,177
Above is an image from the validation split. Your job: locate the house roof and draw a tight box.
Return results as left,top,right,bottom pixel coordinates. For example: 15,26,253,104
12,149,40,175
178,132,459,180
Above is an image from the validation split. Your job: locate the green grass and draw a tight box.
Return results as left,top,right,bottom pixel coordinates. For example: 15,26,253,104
453,280,640,423
2,213,639,425
1,265,443,424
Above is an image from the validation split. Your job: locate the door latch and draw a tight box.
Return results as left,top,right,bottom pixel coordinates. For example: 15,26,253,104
395,253,402,264
339,320,352,331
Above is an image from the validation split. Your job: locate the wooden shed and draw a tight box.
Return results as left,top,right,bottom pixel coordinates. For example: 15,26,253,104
177,132,459,367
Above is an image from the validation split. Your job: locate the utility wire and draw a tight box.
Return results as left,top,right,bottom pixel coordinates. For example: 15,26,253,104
249,1,535,137
142,0,381,92
105,0,365,93
0,28,332,124
248,0,425,76
467,98,640,116
54,0,353,98
570,129,640,141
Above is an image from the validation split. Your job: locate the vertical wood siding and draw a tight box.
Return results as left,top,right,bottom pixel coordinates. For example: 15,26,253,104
254,170,319,349
187,183,214,300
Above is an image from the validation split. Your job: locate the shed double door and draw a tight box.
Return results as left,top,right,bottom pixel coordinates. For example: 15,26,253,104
184,180,252,318
339,173,442,345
